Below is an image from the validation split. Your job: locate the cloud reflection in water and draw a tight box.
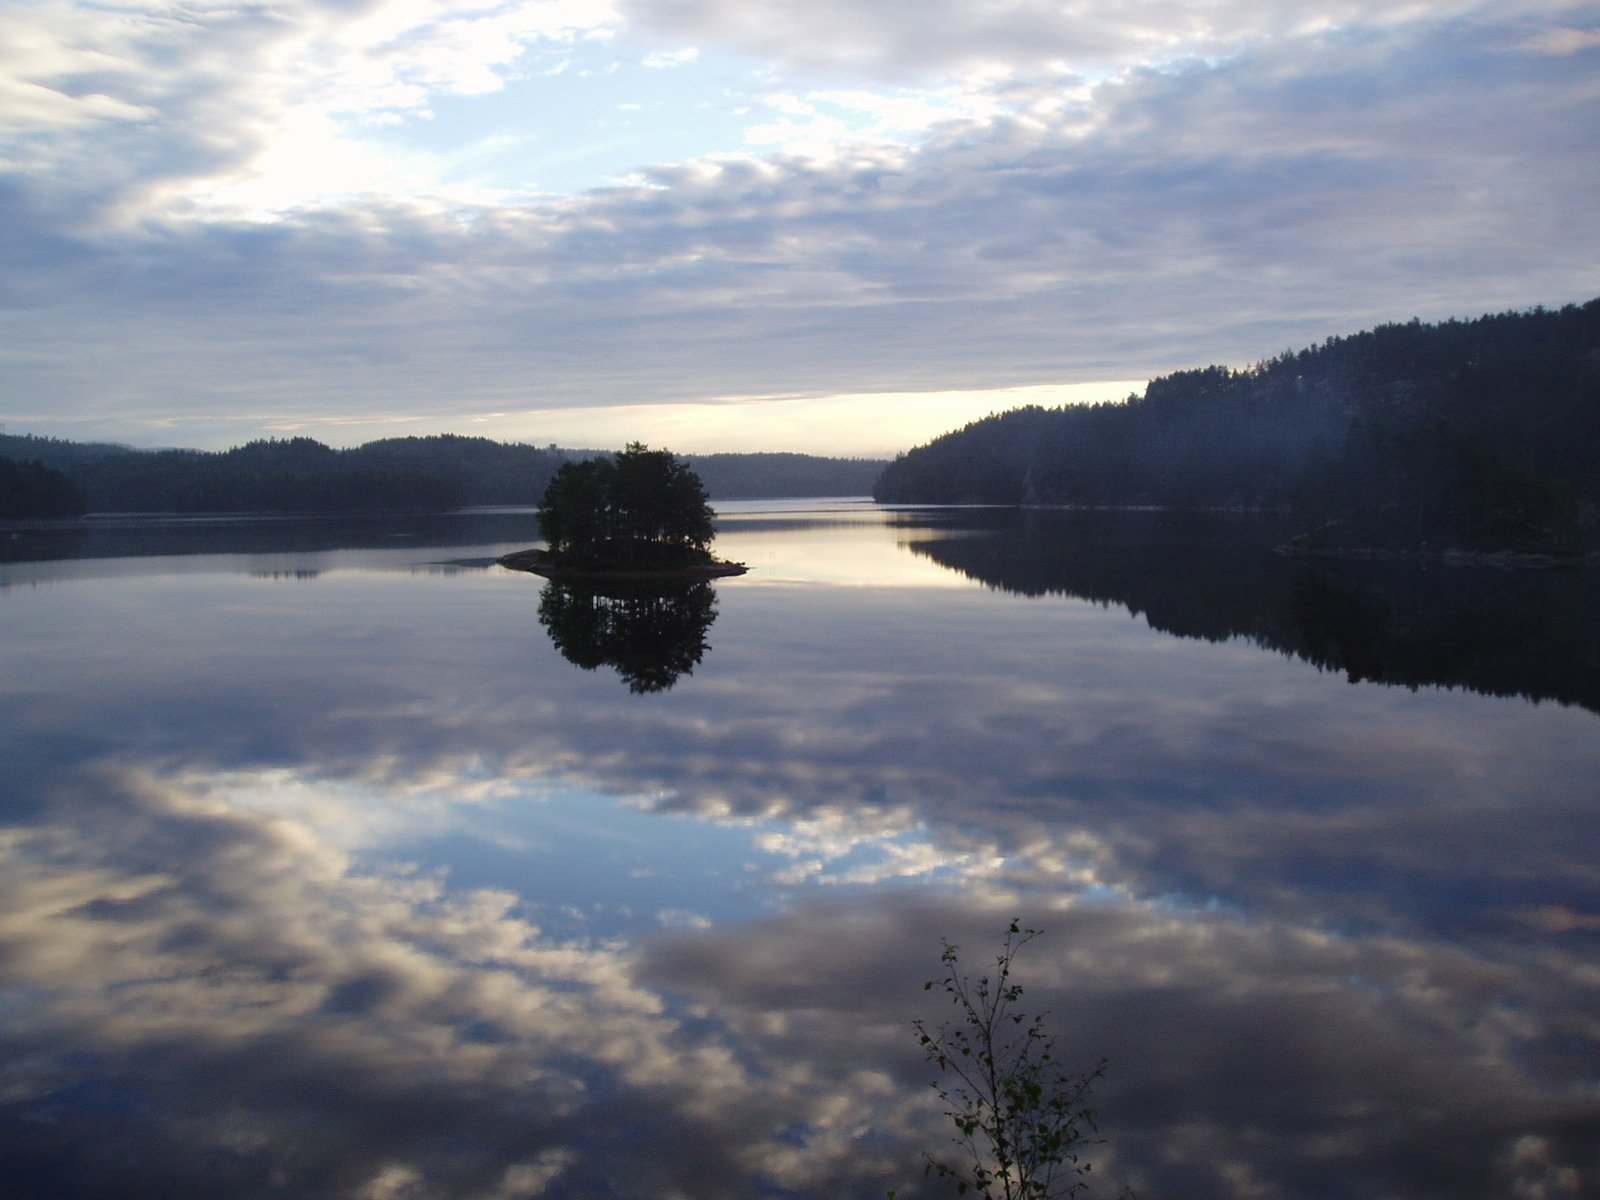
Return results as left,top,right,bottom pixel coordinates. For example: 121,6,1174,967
0,508,1596,1198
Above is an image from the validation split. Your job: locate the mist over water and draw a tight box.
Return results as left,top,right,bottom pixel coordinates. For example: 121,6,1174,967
1,503,1596,1199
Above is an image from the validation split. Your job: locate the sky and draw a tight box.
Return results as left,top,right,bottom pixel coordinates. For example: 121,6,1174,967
1,0,1597,456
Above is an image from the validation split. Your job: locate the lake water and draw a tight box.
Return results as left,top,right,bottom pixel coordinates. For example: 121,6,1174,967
2,501,1597,1200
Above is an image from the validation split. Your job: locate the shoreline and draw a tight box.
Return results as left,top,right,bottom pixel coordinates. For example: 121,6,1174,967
1275,543,1598,569
496,547,749,580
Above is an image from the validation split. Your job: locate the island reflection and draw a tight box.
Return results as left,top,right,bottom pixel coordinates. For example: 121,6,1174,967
538,579,718,692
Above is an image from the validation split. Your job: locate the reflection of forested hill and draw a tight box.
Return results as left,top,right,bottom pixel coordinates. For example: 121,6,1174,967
904,510,1600,713
0,510,545,566
0,432,887,514
877,299,1600,554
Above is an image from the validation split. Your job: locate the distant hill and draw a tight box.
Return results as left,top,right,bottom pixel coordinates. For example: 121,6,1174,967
0,433,887,514
0,435,472,514
682,452,881,499
874,299,1600,555
0,455,87,518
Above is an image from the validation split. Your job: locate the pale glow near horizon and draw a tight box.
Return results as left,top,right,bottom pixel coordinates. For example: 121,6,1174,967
463,380,1148,458
14,379,1145,454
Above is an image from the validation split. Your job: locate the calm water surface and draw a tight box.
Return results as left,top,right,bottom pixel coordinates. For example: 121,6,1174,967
1,502,1596,1199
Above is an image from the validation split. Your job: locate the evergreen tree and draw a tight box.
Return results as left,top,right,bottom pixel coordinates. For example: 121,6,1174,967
537,444,715,567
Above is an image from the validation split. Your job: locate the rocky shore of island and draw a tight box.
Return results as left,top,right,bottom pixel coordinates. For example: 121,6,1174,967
497,547,748,581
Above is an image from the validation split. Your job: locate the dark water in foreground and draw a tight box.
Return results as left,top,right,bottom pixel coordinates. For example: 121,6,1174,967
1,502,1596,1200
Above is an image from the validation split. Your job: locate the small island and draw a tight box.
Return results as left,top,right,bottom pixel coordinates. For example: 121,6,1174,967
498,443,747,580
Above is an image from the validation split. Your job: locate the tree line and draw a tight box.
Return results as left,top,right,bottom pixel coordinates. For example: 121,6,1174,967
0,456,87,518
0,432,886,515
873,298,1600,554
682,452,882,498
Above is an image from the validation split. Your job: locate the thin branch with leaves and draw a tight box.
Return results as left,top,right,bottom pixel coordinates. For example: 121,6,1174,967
909,920,1126,1200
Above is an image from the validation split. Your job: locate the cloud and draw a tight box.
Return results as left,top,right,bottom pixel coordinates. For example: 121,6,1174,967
620,0,1504,78
642,47,701,68
0,0,618,224
2,5,1595,449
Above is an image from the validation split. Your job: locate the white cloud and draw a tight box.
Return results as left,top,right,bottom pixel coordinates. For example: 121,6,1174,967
0,0,1595,450
1518,25,1600,54
643,46,701,67
0,0,620,222
619,0,1514,78
740,83,1007,158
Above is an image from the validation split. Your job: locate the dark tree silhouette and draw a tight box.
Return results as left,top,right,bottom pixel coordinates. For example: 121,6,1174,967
0,456,87,518
901,508,1600,713
872,298,1600,554
0,433,881,514
537,443,715,568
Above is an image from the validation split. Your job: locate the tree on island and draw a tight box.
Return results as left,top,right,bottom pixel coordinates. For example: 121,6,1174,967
537,443,716,568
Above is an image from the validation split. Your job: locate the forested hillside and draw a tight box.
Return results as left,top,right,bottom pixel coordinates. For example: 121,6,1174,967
0,456,87,517
0,433,886,514
874,300,1600,554
681,452,881,498
0,435,475,513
